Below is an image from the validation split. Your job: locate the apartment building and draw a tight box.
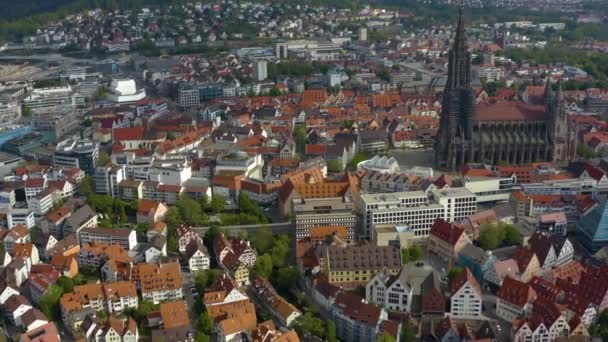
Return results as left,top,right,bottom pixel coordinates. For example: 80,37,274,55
365,262,443,315
319,242,401,289
27,188,61,216
79,242,131,268
204,274,257,340
252,277,302,327
78,227,137,251
178,86,200,108
496,276,536,322
512,297,570,342
63,205,97,238
330,292,390,342
133,262,183,304
95,165,126,198
450,268,482,319
7,209,36,229
292,196,357,241
184,240,210,273
427,218,472,261
60,281,138,320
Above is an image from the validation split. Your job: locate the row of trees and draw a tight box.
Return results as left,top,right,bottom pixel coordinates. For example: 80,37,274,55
251,227,300,294
500,46,608,81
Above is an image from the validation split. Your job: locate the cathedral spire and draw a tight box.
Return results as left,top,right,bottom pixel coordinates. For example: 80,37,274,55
544,78,554,106
556,78,564,102
453,6,467,52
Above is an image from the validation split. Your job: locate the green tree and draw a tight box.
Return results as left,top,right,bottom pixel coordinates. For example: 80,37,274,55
502,223,522,245
253,226,273,254
195,333,210,342
326,320,337,342
401,322,416,342
197,312,213,334
591,310,608,340
252,254,274,278
39,285,63,320
204,225,223,248
176,197,207,226
112,199,127,223
194,269,223,293
409,245,423,261
478,224,502,249
56,276,74,293
577,143,598,159
271,236,291,268
295,312,326,338
238,192,265,222
401,248,410,264
97,151,111,166
124,300,159,327
347,152,370,169
273,267,300,292
164,207,183,228
376,333,396,342
326,159,342,173
268,87,281,97
22,105,31,117
447,267,464,285
79,175,95,197
209,195,225,214
293,124,307,154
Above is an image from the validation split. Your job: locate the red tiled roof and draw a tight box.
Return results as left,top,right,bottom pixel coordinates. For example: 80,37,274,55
475,102,547,121
497,276,536,307
513,247,537,273
305,144,326,155
113,127,144,141
451,268,481,296
430,218,465,245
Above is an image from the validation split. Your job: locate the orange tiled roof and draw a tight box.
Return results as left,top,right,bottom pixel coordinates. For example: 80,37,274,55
160,300,190,329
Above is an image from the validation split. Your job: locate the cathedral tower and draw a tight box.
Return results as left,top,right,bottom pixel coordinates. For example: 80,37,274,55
435,7,476,170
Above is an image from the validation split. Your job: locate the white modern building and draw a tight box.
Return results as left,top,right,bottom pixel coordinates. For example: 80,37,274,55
358,155,400,174
360,188,476,239
253,60,268,81
361,191,443,239
8,208,36,229
463,176,514,203
95,165,127,198
430,188,477,223
54,138,99,175
148,159,192,186
107,79,146,104
215,151,264,180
